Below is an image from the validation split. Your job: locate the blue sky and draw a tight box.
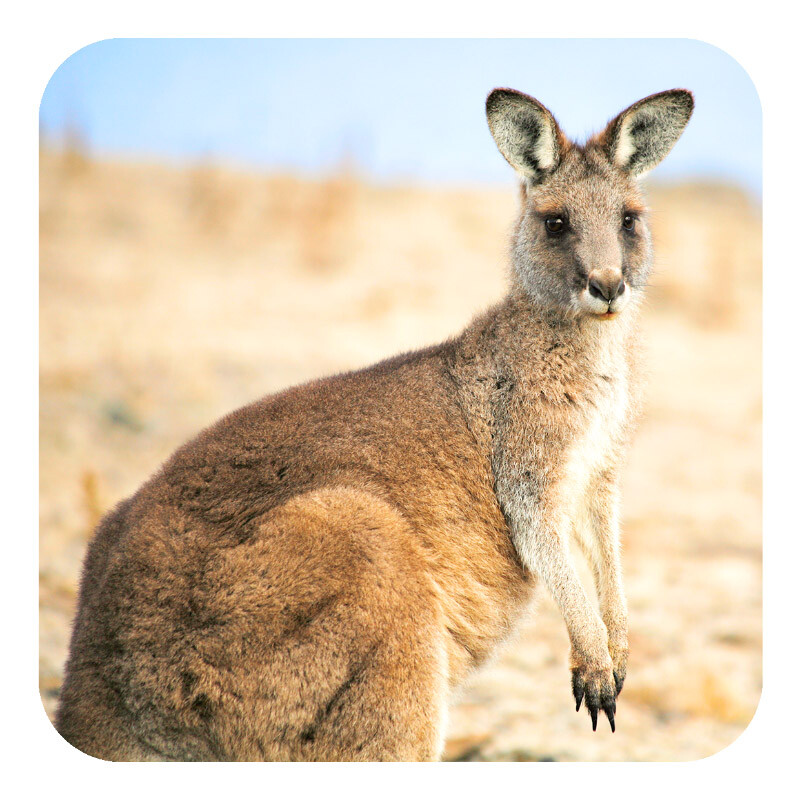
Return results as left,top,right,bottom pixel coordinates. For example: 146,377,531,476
40,39,762,195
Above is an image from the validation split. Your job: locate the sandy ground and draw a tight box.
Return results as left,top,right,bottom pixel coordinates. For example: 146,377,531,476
39,147,761,761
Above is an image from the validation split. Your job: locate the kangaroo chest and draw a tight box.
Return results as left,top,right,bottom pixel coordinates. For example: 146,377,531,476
560,374,629,508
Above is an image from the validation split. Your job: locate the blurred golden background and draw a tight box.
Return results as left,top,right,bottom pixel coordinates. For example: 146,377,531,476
39,142,761,761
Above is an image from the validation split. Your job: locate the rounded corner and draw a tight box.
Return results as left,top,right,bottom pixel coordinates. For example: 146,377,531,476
37,685,109,764
687,682,764,763
39,38,115,119
679,37,764,118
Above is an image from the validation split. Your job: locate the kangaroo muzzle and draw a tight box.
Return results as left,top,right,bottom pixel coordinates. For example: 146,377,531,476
580,268,629,316
588,272,625,303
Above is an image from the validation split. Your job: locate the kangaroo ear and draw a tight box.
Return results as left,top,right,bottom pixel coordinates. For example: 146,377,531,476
604,89,694,177
486,89,565,182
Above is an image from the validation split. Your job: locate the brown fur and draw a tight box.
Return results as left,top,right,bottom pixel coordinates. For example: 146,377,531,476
55,88,693,760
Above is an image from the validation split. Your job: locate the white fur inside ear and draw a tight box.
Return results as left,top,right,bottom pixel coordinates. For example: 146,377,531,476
534,121,557,171
612,115,637,168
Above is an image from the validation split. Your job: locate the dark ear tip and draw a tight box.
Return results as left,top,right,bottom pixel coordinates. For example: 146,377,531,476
486,87,524,113
485,89,502,113
672,88,695,107
635,88,694,113
663,88,695,116
485,87,548,113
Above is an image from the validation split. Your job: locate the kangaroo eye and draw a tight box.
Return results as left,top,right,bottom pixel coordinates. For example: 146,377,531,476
545,218,564,233
622,214,636,232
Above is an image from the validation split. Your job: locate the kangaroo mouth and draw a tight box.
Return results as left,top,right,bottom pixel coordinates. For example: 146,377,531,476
579,288,630,318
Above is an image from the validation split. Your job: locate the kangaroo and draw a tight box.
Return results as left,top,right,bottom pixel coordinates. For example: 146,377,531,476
55,87,693,761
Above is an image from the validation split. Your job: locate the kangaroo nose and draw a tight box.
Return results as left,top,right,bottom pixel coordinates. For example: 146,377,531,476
588,276,625,302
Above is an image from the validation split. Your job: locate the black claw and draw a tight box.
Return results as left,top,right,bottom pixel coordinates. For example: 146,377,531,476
571,671,585,712
600,688,617,733
584,682,601,732
613,670,625,697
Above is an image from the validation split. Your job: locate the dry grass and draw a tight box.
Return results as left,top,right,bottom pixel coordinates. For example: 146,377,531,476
39,146,761,761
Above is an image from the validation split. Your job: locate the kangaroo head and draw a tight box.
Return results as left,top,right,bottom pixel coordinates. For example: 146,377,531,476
486,88,694,320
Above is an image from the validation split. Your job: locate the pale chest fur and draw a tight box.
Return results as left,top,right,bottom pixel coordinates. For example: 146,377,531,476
558,337,631,553
560,371,628,508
